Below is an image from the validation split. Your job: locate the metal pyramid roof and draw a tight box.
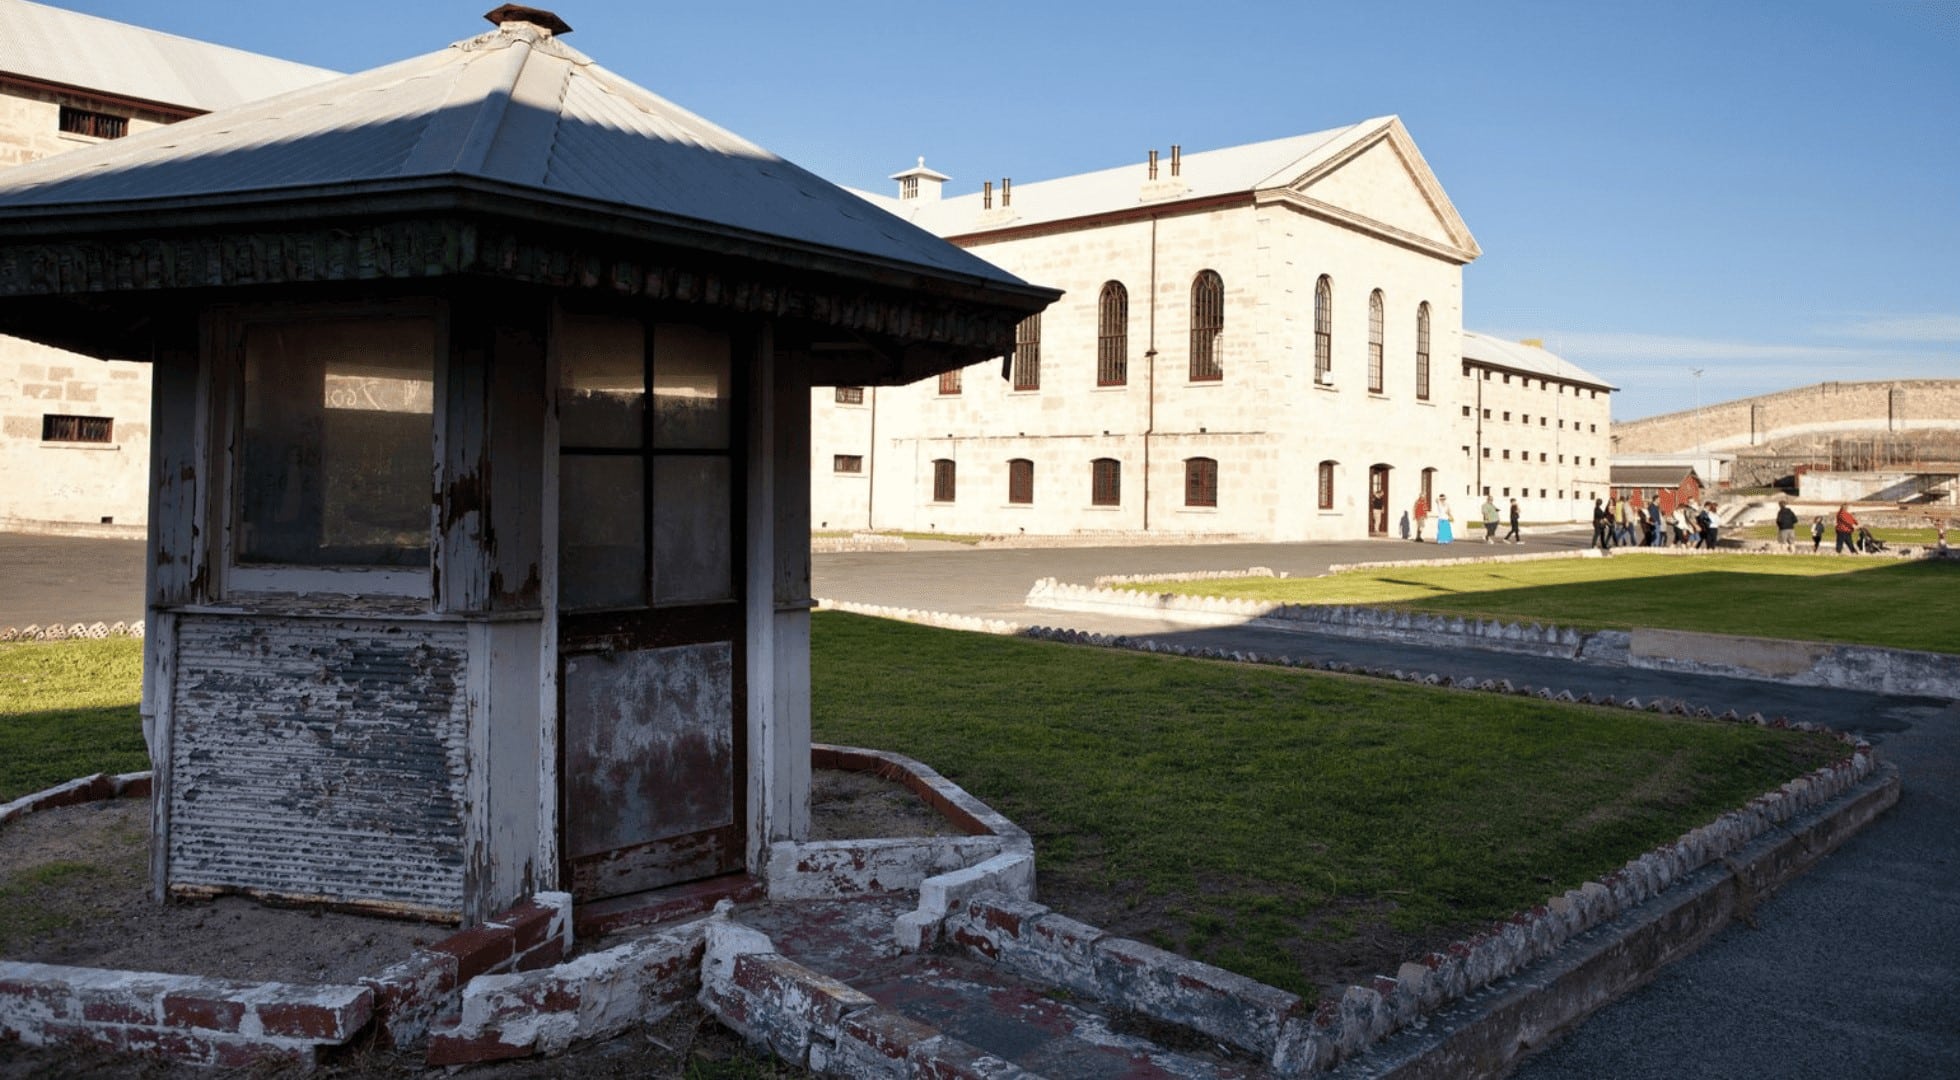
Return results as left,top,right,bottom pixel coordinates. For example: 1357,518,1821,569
0,13,1030,290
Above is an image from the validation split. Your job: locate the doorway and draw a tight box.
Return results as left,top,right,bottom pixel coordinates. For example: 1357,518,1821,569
1368,464,1391,536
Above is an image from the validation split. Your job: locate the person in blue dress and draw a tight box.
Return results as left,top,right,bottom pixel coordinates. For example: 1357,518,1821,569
1436,494,1455,544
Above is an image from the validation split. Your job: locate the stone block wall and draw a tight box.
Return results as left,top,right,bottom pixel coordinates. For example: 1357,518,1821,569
0,336,151,533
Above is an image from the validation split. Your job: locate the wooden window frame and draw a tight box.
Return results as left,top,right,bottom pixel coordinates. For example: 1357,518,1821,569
834,386,864,405
1012,314,1041,391
938,368,962,395
833,454,863,474
1317,460,1335,510
1415,302,1431,400
932,458,956,502
41,413,114,443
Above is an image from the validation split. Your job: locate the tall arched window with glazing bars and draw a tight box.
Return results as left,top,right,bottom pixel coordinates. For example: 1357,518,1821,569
1415,302,1432,401
1098,282,1129,386
1367,289,1385,393
1189,270,1223,381
1313,275,1333,384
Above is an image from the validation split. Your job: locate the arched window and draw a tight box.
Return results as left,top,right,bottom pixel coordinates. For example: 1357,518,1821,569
1415,303,1431,401
1185,457,1218,508
1367,289,1384,393
1189,271,1223,381
1007,458,1034,505
1318,460,1336,510
1313,275,1333,384
1091,458,1122,506
1012,314,1041,391
932,459,955,502
1098,282,1129,387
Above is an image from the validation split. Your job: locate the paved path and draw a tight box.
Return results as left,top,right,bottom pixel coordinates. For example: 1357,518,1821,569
814,541,1960,1078
0,532,145,627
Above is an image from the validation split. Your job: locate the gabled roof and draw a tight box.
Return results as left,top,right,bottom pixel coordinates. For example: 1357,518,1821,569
1461,331,1615,391
860,117,1480,263
0,0,338,113
1610,465,1701,486
0,14,1033,292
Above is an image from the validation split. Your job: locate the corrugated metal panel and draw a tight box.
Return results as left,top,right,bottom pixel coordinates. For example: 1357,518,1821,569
0,19,1027,289
169,615,469,915
0,0,338,112
1462,330,1616,390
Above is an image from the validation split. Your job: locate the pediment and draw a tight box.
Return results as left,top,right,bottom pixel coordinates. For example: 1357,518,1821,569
1268,121,1480,261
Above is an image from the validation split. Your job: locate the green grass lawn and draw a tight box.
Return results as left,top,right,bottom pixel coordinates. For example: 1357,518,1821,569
0,639,147,801
1117,553,1960,654
3,621,1853,1002
811,613,1844,997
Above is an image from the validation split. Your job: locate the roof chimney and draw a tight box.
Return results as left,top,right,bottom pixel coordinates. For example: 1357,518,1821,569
1000,178,1011,208
484,5,573,35
889,156,951,202
1148,149,1159,181
982,181,992,210
1170,144,1181,178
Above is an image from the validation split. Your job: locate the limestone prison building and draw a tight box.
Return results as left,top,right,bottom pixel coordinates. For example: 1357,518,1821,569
812,120,1614,541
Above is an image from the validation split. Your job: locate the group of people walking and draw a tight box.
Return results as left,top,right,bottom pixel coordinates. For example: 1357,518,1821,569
1592,495,1721,552
1405,494,1522,545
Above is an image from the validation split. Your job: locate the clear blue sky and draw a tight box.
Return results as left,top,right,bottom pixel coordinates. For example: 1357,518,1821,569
48,0,1960,420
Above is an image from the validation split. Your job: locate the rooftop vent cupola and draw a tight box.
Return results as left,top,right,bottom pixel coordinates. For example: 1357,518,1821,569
484,4,573,35
891,157,950,202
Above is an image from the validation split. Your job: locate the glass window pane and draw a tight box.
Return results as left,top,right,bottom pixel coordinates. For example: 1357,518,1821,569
653,324,731,450
652,456,731,605
559,455,645,610
559,315,646,449
238,317,434,567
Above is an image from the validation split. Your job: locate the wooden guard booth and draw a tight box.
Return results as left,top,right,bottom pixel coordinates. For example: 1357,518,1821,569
0,7,1055,924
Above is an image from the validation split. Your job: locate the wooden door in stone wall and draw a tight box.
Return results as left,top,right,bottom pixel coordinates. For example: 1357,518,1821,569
555,312,746,900
1368,464,1391,536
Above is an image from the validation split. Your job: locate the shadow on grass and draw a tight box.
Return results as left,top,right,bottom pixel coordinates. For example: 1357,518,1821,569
0,704,147,802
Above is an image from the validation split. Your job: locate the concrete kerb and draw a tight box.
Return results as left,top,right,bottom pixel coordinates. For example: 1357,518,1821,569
0,619,144,643
1022,577,1960,700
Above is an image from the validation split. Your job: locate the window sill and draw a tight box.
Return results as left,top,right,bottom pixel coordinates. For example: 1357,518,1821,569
1184,379,1224,388
1178,505,1218,514
1092,384,1130,392
39,441,123,451
1085,504,1123,511
1313,381,1338,392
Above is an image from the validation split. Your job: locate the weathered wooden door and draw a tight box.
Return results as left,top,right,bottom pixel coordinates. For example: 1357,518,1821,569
555,312,746,901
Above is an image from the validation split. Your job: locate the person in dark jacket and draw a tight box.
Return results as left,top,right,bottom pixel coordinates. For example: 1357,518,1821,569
1591,498,1612,552
1775,500,1799,549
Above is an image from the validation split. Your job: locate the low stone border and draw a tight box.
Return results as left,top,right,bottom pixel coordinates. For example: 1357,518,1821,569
0,964,374,1069
929,750,1888,1077
1094,565,1287,587
813,598,1025,636
812,533,910,554
701,911,1025,1077
0,620,144,643
1024,579,1960,699
769,745,1032,902
0,770,149,827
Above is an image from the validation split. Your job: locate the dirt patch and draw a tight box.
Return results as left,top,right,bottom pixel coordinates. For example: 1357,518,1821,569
0,768,956,987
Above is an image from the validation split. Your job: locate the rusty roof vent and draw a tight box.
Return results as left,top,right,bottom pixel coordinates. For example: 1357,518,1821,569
484,5,573,35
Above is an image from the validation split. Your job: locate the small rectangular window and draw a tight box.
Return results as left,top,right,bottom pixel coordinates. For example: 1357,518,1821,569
59,105,127,140
834,386,864,404
1013,315,1042,391
1185,458,1218,508
41,414,113,443
933,459,956,502
1461,406,1471,417
1503,412,1511,421
1317,461,1335,509
833,455,863,473
939,368,962,395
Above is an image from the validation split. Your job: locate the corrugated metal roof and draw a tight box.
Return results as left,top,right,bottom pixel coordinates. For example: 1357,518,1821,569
1461,330,1615,390
0,16,1029,289
863,124,1369,236
0,0,338,112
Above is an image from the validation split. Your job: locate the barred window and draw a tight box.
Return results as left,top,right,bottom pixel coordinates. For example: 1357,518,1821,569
932,459,956,502
1185,457,1218,508
1091,458,1121,506
833,454,863,473
1317,460,1336,510
1415,302,1431,400
59,106,126,140
834,386,864,404
1367,290,1385,393
1008,458,1034,505
1189,270,1223,381
1313,276,1333,383
1097,282,1129,387
1012,314,1041,391
939,367,962,395
41,414,113,443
